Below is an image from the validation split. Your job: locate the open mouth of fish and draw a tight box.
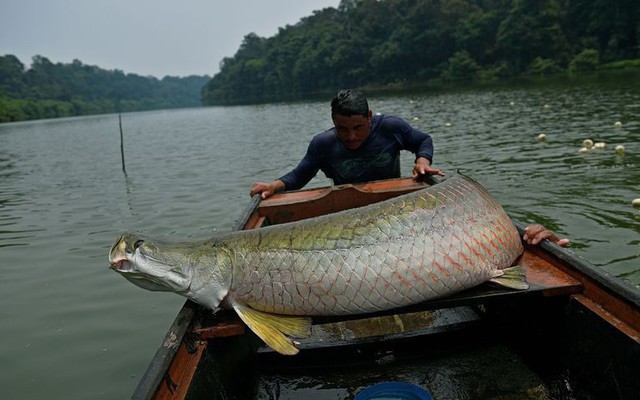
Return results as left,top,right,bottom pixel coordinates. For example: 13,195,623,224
109,235,135,272
110,258,133,272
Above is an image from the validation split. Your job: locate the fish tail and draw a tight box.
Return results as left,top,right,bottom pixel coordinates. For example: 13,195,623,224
231,302,311,355
489,266,529,290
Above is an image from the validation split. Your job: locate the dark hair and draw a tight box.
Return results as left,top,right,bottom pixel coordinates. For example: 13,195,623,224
331,89,369,117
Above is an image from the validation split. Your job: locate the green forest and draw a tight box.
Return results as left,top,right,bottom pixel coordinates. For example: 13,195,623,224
203,0,640,105
0,55,210,122
1,0,639,122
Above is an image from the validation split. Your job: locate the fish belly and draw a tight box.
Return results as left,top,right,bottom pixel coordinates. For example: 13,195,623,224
227,174,523,316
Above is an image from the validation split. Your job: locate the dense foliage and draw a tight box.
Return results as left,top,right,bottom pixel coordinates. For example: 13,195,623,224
202,0,640,105
0,55,210,122
2,0,638,120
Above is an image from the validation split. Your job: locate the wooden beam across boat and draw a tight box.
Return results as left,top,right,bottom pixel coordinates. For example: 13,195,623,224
248,177,429,226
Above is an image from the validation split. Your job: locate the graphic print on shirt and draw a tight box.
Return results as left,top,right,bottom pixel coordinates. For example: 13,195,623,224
333,152,393,179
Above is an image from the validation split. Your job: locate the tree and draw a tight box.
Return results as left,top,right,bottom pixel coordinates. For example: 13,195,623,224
445,50,480,81
200,0,640,105
0,55,26,97
569,49,600,72
530,57,562,76
496,0,570,72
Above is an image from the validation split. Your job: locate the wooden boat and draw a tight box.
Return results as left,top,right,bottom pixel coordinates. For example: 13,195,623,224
131,176,640,400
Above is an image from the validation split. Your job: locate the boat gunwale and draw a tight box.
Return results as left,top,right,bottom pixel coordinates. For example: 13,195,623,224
535,226,640,309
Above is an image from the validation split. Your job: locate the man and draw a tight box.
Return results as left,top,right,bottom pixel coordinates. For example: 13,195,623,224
250,88,443,199
250,89,569,246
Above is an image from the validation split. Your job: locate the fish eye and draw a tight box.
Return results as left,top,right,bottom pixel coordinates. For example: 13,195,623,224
134,239,144,249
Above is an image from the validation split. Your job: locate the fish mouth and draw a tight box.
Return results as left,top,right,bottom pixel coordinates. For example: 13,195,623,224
110,258,134,272
109,235,135,273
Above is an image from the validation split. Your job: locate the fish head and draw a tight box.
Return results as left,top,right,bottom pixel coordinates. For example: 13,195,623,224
109,233,233,309
109,233,192,294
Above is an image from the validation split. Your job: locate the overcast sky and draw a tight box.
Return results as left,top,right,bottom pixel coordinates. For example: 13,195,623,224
0,0,340,78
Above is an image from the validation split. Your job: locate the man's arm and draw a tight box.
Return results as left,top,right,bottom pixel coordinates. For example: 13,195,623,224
250,139,321,199
386,116,443,178
523,224,570,247
407,129,444,178
413,156,444,178
250,180,286,199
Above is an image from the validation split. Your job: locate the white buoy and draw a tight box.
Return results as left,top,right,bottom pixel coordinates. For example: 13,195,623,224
594,142,606,149
614,121,623,128
537,133,546,141
615,145,625,155
445,122,452,127
582,139,594,148
579,147,589,154
632,199,640,209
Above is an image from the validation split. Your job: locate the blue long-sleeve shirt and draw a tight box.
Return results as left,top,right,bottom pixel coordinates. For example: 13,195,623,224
279,114,434,190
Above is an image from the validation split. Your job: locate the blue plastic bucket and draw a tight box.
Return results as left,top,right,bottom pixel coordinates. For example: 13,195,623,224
355,382,434,400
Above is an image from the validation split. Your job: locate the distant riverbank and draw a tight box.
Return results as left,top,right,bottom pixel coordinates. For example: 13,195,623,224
0,54,210,123
2,62,638,123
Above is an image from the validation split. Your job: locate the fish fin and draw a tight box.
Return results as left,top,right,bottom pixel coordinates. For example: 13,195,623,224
231,303,311,355
489,266,529,290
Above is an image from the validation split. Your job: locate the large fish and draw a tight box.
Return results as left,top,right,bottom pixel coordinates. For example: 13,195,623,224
109,173,526,355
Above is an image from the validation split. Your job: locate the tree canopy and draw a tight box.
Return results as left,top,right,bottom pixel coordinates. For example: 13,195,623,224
2,0,638,121
202,0,640,105
0,55,210,122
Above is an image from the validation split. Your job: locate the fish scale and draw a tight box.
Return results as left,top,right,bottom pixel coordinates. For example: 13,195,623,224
109,173,525,355
227,173,522,316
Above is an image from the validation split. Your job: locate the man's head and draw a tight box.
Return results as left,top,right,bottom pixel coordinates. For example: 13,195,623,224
331,89,369,117
331,89,372,150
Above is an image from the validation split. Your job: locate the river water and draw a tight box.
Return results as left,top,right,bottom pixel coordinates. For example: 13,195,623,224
1,77,639,399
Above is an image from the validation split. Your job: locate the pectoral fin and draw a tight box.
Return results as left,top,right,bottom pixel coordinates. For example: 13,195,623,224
231,302,311,355
489,266,529,290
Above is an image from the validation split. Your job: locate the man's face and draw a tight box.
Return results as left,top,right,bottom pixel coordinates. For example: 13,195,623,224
332,111,372,150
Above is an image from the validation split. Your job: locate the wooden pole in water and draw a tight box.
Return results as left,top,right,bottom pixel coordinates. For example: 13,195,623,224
119,113,126,174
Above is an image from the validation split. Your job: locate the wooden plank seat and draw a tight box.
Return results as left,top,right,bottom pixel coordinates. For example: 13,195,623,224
192,249,582,352
272,254,581,351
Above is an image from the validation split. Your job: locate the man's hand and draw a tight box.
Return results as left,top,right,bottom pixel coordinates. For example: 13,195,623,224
412,157,445,179
250,180,285,199
523,224,570,247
